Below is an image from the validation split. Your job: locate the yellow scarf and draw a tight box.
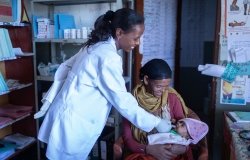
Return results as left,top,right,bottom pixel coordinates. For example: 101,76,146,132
131,83,189,144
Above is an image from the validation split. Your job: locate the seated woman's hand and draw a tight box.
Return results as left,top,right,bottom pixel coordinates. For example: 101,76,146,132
169,144,187,155
146,144,177,160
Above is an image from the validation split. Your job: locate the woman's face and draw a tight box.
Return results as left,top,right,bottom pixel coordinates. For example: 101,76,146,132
116,24,144,52
145,78,171,98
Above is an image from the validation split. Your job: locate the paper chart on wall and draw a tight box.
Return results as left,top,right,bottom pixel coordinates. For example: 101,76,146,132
225,0,250,103
220,75,247,105
246,76,250,102
226,0,250,62
142,0,176,70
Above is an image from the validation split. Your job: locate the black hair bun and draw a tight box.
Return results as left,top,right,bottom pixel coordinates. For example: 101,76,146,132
103,10,114,22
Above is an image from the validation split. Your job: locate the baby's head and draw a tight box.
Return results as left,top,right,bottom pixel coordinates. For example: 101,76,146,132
175,120,190,139
176,118,209,144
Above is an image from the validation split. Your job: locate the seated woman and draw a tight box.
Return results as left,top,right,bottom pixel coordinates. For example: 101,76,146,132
120,59,208,160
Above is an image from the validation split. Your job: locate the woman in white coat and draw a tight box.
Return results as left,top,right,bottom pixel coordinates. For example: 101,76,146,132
35,8,170,160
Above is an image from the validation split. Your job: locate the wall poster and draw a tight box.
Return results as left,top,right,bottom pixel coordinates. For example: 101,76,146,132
220,0,250,104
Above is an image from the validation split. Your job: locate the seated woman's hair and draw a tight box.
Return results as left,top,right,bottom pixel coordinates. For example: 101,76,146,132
139,59,172,80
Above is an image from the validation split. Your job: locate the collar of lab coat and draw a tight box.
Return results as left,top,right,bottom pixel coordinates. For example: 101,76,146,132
101,36,117,51
109,36,117,51
87,36,117,53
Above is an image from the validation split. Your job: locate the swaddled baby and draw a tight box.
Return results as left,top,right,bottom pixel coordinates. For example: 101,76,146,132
148,118,209,146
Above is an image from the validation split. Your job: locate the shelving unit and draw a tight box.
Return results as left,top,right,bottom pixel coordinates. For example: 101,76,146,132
32,0,116,5
0,22,37,159
31,0,131,159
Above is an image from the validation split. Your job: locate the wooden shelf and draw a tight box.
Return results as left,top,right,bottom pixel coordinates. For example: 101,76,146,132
0,22,29,27
0,54,34,62
6,140,36,160
0,91,10,96
15,53,34,57
36,75,54,81
32,0,116,5
0,57,17,62
34,38,87,44
0,113,31,130
0,1,36,159
0,83,33,96
8,83,33,92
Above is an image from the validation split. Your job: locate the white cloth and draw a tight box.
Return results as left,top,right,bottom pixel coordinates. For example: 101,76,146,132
34,100,51,119
148,132,192,146
38,37,161,160
198,64,225,77
155,119,172,133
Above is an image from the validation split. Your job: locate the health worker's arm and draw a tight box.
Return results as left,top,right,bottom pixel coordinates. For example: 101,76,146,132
97,57,160,132
34,49,82,119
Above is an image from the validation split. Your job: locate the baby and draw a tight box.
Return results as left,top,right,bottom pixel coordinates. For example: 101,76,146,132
148,118,209,146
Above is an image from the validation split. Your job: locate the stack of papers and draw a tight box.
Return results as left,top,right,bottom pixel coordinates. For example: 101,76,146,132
0,140,16,159
6,79,32,91
13,48,33,56
0,28,15,60
0,116,12,127
3,133,35,149
227,111,250,123
0,72,9,95
0,104,32,119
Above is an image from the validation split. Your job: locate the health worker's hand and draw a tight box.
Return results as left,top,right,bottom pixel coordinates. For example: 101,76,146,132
156,118,172,133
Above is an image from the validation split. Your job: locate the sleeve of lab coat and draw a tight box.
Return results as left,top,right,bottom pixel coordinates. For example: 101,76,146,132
42,49,82,103
97,57,160,132
34,49,82,119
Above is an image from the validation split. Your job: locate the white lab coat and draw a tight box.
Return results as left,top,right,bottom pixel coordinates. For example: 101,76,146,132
38,37,160,160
